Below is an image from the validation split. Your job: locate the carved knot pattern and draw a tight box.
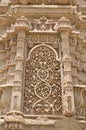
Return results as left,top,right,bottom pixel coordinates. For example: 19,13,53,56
24,44,62,115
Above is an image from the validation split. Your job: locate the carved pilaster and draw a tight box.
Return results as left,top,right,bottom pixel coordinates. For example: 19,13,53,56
0,43,5,85
4,39,16,85
61,31,70,57
11,31,26,111
60,29,74,116
0,43,5,68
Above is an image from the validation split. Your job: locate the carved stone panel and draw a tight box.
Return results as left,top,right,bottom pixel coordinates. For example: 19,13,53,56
74,86,86,119
0,87,11,115
10,0,75,5
23,42,62,115
27,34,59,49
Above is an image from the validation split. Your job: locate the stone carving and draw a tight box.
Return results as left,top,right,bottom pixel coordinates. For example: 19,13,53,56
10,0,76,5
24,44,62,115
27,34,59,49
30,16,56,32
67,96,72,111
15,16,29,30
0,1,85,130
36,115,49,121
0,87,11,115
4,111,24,130
13,95,19,110
27,0,70,5
0,88,3,107
74,86,86,118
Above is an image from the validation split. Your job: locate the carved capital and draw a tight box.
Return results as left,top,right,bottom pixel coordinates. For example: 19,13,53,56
58,17,72,32
15,16,29,31
4,111,24,130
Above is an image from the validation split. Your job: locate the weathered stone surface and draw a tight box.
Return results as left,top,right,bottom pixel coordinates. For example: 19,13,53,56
0,0,86,130
3,0,76,5
54,117,86,130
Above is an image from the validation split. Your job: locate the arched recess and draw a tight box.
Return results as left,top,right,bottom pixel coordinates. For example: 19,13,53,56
23,44,62,115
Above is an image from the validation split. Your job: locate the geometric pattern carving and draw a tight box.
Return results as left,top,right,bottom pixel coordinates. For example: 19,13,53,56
28,0,56,5
27,35,59,49
28,0,73,5
12,0,73,5
23,44,62,115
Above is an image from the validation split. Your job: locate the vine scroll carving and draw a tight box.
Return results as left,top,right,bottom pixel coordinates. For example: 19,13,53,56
23,43,62,115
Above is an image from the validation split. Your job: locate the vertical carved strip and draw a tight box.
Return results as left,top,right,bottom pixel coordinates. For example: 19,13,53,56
11,30,26,111
0,43,5,85
61,30,74,116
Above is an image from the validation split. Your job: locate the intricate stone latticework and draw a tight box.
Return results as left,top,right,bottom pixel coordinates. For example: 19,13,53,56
24,43,62,115
0,0,86,129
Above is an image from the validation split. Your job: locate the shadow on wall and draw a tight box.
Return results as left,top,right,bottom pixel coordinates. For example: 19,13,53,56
54,117,86,130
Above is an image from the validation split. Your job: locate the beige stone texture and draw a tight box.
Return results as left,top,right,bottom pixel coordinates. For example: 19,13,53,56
0,0,86,130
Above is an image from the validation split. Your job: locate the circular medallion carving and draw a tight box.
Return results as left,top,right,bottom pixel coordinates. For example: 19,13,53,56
35,81,51,99
30,45,56,68
37,68,48,80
